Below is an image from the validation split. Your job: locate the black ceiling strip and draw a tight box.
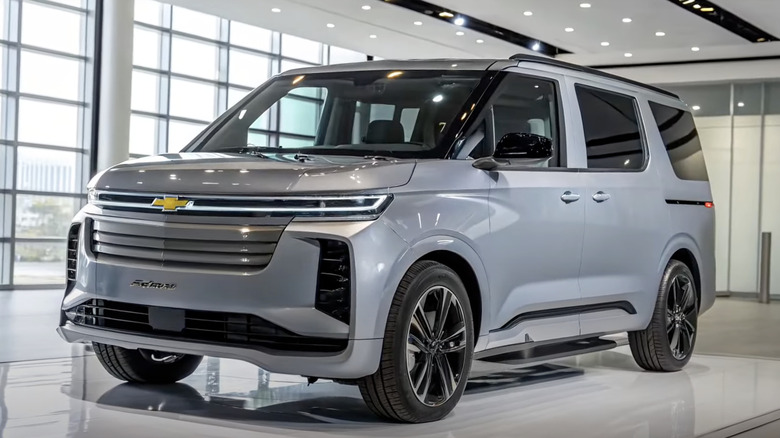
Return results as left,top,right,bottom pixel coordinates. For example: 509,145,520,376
666,0,777,43
378,0,569,56
590,54,780,70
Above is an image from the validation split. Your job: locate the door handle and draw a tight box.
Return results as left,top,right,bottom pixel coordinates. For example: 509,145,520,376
561,191,581,203
592,191,611,203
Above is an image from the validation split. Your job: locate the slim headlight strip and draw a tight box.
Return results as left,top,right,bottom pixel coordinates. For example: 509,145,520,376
89,190,392,218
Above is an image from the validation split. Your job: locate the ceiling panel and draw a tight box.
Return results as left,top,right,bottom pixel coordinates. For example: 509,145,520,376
714,0,780,38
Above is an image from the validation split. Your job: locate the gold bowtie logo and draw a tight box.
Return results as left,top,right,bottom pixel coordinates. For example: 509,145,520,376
151,196,191,212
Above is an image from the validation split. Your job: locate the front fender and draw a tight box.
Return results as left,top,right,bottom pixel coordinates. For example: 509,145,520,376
375,233,491,350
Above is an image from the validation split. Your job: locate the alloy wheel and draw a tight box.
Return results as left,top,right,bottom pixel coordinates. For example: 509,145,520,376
405,285,468,407
666,274,697,360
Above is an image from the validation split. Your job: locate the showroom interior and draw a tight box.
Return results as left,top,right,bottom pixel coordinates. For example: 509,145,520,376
2,0,780,436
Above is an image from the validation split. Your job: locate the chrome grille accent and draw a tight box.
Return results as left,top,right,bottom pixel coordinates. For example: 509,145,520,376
90,217,283,273
66,224,80,287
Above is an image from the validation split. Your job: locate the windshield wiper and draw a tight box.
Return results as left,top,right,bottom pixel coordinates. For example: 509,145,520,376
215,145,271,158
363,155,395,161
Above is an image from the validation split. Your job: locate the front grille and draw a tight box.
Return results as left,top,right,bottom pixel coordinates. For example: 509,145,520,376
315,240,351,324
90,218,283,273
66,224,80,289
66,299,347,353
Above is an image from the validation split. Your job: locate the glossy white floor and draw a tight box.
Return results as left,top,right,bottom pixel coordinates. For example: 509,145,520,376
2,291,780,437
2,346,780,437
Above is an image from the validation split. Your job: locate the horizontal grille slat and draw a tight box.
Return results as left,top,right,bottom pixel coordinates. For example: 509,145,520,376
90,218,284,272
66,300,346,353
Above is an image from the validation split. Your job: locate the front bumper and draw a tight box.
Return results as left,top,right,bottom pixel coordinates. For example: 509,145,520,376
59,207,409,379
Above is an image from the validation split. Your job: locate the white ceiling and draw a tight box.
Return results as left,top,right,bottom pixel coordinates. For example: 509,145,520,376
166,0,780,66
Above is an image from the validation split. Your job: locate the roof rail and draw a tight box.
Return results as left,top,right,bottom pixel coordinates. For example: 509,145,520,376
509,54,678,99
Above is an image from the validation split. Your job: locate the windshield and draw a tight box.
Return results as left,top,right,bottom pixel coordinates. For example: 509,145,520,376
187,70,485,158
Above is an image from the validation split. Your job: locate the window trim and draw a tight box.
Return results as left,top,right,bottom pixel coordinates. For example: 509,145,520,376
573,83,650,173
449,70,569,170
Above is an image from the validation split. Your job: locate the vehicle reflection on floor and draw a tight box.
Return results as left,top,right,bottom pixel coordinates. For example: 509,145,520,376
2,346,780,437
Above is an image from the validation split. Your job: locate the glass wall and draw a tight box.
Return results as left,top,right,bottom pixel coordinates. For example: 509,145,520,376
0,0,95,288
130,0,367,156
663,81,780,296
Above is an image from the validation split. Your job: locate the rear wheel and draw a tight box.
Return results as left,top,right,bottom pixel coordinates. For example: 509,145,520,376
358,260,474,423
629,260,698,371
93,342,202,384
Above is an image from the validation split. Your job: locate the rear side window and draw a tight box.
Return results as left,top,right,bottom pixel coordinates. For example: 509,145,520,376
575,85,645,170
649,102,708,181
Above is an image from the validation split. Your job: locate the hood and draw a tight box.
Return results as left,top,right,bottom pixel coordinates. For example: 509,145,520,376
92,153,416,195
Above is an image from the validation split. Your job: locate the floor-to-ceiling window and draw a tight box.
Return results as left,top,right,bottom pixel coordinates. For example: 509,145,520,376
0,0,96,288
664,81,780,297
130,0,367,157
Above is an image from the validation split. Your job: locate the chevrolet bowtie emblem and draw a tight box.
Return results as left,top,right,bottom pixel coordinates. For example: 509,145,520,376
151,196,192,212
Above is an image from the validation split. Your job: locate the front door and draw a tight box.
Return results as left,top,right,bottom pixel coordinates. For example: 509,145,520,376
475,70,585,350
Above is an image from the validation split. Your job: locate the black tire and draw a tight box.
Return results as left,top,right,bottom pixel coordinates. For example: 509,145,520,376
358,260,475,423
629,260,698,372
93,342,203,384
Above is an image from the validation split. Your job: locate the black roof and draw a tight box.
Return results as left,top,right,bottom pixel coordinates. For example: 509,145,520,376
510,54,678,99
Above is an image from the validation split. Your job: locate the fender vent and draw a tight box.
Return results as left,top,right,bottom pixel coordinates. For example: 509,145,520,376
315,240,351,324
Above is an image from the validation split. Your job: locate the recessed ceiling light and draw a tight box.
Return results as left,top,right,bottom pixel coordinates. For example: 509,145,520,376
565,27,574,32
737,102,745,107
683,0,695,3
691,46,700,51
456,31,465,36
326,23,335,28
580,3,591,8
655,31,666,36
701,7,714,12
523,11,533,16
622,17,632,23
454,17,465,26
369,34,377,39
362,5,371,10
432,95,444,103
476,39,484,44
693,4,701,9
600,41,610,46
413,21,423,25
692,105,701,111
439,11,454,18
624,52,633,57
271,7,281,13
532,42,541,51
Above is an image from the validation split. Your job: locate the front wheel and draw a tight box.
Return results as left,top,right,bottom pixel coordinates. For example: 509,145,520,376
358,260,474,423
629,260,698,372
93,342,203,384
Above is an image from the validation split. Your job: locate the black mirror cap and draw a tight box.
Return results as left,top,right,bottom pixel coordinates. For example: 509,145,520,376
494,133,553,160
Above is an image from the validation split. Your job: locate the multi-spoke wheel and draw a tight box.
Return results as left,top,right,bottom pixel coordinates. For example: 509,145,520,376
629,260,699,372
93,343,202,383
358,260,474,423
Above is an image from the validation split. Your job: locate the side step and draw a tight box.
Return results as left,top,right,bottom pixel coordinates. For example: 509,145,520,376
475,336,617,365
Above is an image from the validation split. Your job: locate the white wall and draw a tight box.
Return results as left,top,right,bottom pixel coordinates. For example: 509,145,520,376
762,115,780,295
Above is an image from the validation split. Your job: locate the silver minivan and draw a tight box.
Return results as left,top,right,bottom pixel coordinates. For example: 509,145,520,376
59,55,715,423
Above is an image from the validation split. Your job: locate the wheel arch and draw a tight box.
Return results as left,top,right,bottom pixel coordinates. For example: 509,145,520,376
658,234,706,312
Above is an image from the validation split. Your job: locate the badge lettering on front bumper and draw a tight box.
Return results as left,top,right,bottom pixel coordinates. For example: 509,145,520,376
130,280,177,290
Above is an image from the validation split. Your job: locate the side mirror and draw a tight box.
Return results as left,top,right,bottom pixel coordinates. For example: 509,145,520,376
494,133,553,160
472,132,553,170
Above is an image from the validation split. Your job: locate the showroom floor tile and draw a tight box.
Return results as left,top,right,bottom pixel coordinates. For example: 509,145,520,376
2,347,780,438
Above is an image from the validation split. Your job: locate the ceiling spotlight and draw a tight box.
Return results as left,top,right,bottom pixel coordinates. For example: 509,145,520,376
476,39,484,44
432,95,444,103
655,31,666,36
601,41,610,46
624,52,633,57
271,7,281,13
456,31,465,36
565,27,574,32
700,7,714,12
692,105,701,111
683,0,695,3
439,11,454,18
362,5,371,10
326,23,335,28
580,3,591,8
414,21,423,25
454,17,465,26
693,4,701,9
532,42,541,51
737,102,745,107
523,11,533,16
622,17,632,23
369,34,377,39
691,46,700,51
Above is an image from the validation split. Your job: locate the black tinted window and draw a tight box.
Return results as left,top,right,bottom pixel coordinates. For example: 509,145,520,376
575,86,644,170
650,102,708,181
